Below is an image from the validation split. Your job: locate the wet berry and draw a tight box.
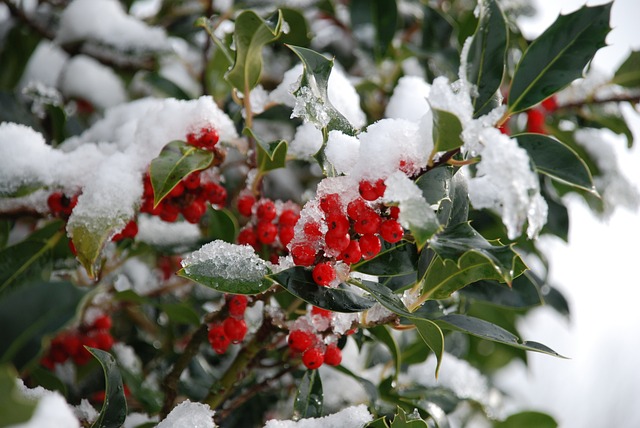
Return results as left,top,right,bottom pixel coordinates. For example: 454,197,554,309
291,244,317,266
312,262,336,286
208,324,231,354
237,227,258,248
339,240,361,265
353,208,381,235
256,200,277,222
237,194,256,217
380,219,404,243
256,221,278,244
223,317,247,343
359,234,381,260
323,344,342,366
302,347,324,369
227,295,248,317
324,230,350,252
288,330,315,353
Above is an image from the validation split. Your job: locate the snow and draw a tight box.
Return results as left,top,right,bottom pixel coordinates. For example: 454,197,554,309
263,404,372,428
9,380,80,428
157,400,216,428
56,0,169,52
383,171,438,232
112,343,142,374
60,55,127,109
289,122,324,160
324,130,360,175
181,240,269,283
123,412,159,428
385,76,432,122
19,41,69,90
73,399,98,424
136,215,202,247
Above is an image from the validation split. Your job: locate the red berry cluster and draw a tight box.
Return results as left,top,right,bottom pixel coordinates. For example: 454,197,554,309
140,170,227,224
112,220,138,242
40,315,115,369
208,294,250,354
287,307,344,370
186,126,220,150
47,191,78,218
236,193,301,263
526,95,558,134
290,179,404,287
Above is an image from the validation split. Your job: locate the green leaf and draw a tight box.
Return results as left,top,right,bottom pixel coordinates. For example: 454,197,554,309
353,242,418,277
390,407,429,427
159,303,200,326
434,314,566,357
466,0,508,117
0,281,86,370
244,128,288,173
204,207,238,244
421,251,527,301
71,218,127,279
429,222,523,285
0,25,40,90
415,166,468,229
349,0,398,58
413,319,445,379
514,133,594,192
143,72,191,100
270,267,376,313
278,8,312,47
366,417,391,428
149,140,214,207
369,326,401,378
0,221,65,294
287,45,357,136
460,272,544,309
293,369,323,420
495,411,558,428
508,3,612,113
431,108,464,157
0,365,37,426
88,348,128,428
611,51,640,88
226,10,283,91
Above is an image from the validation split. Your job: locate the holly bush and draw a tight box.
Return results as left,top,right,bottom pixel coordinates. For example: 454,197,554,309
1,0,638,427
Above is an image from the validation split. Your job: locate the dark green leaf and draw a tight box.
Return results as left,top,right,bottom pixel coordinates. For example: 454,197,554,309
390,407,429,427
270,267,376,313
413,319,445,378
143,73,191,100
431,108,464,156
508,3,612,113
460,273,543,309
0,365,37,426
369,326,401,378
0,25,40,90
495,411,558,428
244,128,288,173
89,348,128,428
515,133,594,192
30,366,67,397
149,140,214,207
353,242,418,277
0,221,65,294
466,0,508,117
204,207,238,244
357,280,413,318
227,10,283,91
159,303,200,326
611,50,640,88
0,281,86,370
278,9,311,47
287,45,357,136
434,314,566,357
349,0,398,58
366,417,390,428
45,104,67,146
293,370,323,419
429,222,522,285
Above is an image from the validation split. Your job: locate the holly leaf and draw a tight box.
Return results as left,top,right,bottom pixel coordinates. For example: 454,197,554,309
243,128,288,173
71,218,128,279
293,369,323,420
227,10,283,91
508,3,612,113
270,267,376,313
0,365,37,426
390,407,429,427
460,272,544,309
89,348,128,428
611,50,640,88
203,207,238,244
514,133,595,192
430,108,464,158
149,140,213,207
353,242,418,277
466,0,508,117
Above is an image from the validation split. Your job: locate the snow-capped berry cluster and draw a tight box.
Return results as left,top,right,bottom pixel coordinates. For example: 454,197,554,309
207,294,250,354
286,306,347,370
186,126,220,151
236,193,301,263
290,179,404,287
40,315,115,369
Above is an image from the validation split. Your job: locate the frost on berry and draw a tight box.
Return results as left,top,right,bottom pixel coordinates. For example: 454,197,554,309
288,329,315,353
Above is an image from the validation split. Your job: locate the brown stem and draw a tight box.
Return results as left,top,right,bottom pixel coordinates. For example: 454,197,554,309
558,93,640,110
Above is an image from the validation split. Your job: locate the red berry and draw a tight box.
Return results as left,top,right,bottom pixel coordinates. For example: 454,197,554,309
380,219,404,243
182,199,207,223
359,180,379,201
169,181,185,197
205,182,227,206
223,317,247,343
198,127,219,149
227,295,248,317
61,194,78,217
92,315,112,331
353,208,381,235
61,334,82,357
68,239,77,256
278,225,295,247
279,209,300,227
324,230,350,252
388,206,400,220
323,344,342,366
256,200,277,222
256,221,278,244
339,239,362,264
208,324,231,354
303,222,323,239
287,330,315,353
237,194,255,217
373,179,386,198
326,213,350,235
347,198,367,220
74,337,97,365
311,306,332,318
93,331,114,351
541,96,558,113
160,202,180,222
302,347,324,369
312,262,336,286
359,234,382,260
183,172,201,190
47,192,64,215
291,244,317,266
527,109,546,134
112,220,138,241
319,193,341,214
237,227,258,248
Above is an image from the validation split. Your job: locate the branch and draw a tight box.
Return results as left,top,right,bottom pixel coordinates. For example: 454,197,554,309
558,93,640,110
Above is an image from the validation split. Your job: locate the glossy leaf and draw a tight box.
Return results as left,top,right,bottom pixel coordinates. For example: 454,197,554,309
227,10,283,91
0,221,64,294
413,319,445,378
270,267,376,313
466,0,507,117
244,128,288,173
89,348,128,428
421,251,527,301
495,411,558,428
149,140,214,207
514,133,594,192
508,3,612,113
293,369,323,419
349,0,398,58
369,326,401,378
0,365,37,426
0,281,86,370
434,314,566,357
611,50,640,88
431,108,464,156
460,272,544,309
429,222,523,285
353,242,418,277
390,407,429,427
178,258,272,296
287,45,357,136
204,208,238,244
71,218,126,279
278,8,311,47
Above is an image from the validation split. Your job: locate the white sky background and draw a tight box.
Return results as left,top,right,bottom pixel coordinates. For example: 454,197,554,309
496,1,640,427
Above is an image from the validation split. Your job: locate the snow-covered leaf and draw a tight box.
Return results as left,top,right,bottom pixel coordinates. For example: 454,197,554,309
294,369,323,420
508,3,612,113
390,407,429,427
89,348,127,428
